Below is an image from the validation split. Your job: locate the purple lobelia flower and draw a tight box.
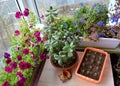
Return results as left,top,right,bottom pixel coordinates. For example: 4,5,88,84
2,81,10,86
98,32,105,37
63,24,67,28
79,3,83,6
15,11,22,19
23,8,29,16
74,21,79,25
80,18,85,23
4,52,10,58
14,30,20,36
97,21,104,27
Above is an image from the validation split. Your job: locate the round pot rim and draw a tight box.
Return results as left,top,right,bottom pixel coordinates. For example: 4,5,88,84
50,51,78,71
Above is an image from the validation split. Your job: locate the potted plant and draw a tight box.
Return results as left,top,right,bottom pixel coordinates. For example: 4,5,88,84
0,8,47,86
73,3,120,48
44,6,80,70
75,47,108,83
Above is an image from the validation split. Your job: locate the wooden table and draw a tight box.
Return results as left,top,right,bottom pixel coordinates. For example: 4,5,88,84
37,51,114,86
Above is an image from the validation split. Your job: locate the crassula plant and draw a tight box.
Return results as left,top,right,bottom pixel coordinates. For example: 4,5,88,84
0,8,46,86
74,3,109,41
44,7,80,68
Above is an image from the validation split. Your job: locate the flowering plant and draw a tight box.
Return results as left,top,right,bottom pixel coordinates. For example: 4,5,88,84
0,8,46,86
74,3,109,41
109,0,120,25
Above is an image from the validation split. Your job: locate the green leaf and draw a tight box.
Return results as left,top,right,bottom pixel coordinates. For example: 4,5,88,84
58,59,63,66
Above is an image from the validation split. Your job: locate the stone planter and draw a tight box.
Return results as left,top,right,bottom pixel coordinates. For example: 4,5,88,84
79,37,120,49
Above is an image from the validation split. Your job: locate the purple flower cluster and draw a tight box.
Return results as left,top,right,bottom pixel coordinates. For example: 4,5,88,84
110,13,120,23
110,0,120,24
4,52,10,58
15,8,29,19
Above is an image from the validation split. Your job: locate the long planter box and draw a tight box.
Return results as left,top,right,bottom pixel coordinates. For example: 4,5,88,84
79,37,120,49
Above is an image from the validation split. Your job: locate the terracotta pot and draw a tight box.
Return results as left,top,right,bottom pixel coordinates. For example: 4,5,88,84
75,47,108,83
50,51,78,71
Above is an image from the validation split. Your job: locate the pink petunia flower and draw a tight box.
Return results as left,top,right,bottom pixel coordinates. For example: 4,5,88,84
26,63,31,69
17,77,26,86
17,55,22,61
34,31,40,37
40,14,45,20
30,52,35,58
17,72,23,78
10,62,17,69
22,48,29,55
36,37,41,42
19,61,27,70
15,11,22,19
5,66,12,73
14,30,20,36
6,58,11,64
39,54,46,60
2,81,10,86
23,8,29,16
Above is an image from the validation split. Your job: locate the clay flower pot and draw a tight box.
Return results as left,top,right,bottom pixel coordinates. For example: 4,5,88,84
75,47,108,83
50,51,78,71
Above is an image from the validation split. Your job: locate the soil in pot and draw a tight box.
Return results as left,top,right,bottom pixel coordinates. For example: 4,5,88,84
110,54,120,86
77,50,105,80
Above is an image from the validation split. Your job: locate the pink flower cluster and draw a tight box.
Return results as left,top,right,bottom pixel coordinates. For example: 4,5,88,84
15,8,29,19
2,8,47,86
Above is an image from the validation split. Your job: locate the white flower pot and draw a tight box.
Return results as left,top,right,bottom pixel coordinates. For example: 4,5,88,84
79,37,120,49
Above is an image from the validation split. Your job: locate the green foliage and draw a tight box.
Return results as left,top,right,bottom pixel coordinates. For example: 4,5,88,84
74,3,109,40
0,9,45,86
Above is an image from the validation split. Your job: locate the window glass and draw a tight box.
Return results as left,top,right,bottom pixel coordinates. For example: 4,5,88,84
0,0,18,57
35,0,109,16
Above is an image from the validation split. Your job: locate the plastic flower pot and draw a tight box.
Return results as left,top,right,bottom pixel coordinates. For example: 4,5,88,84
75,47,108,83
79,37,120,49
50,51,78,71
